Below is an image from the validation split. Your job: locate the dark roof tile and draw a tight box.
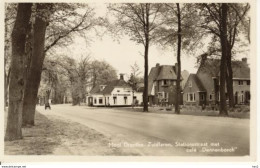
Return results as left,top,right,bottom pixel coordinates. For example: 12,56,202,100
156,65,177,80
90,79,131,95
188,74,206,92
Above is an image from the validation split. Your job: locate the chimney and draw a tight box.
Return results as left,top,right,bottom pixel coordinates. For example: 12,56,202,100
242,58,247,64
156,63,160,67
119,73,124,80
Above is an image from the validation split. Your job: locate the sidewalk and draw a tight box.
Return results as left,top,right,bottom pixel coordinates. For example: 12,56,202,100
4,111,131,155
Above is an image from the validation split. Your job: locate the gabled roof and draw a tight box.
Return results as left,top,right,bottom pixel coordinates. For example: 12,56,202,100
102,79,130,95
187,74,206,92
232,61,250,79
198,58,250,79
89,85,102,94
156,65,177,80
89,79,131,95
148,64,182,95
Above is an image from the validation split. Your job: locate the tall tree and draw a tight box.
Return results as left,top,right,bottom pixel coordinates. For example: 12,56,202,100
90,60,118,87
22,3,53,126
4,3,17,108
22,3,99,126
219,4,228,116
5,3,32,141
156,3,201,113
108,3,164,112
225,4,250,108
200,3,250,110
175,3,181,114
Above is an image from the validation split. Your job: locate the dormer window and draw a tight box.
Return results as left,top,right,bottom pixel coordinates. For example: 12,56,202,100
162,80,167,86
99,85,106,91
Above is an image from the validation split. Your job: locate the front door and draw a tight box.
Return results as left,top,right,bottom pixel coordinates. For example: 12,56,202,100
88,97,93,106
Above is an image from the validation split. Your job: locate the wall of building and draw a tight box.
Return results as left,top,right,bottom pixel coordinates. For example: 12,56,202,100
134,92,143,105
150,79,182,105
233,80,250,104
183,76,203,106
183,92,200,105
197,72,215,105
90,87,134,106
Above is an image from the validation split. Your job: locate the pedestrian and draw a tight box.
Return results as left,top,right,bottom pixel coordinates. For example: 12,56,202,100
45,102,51,110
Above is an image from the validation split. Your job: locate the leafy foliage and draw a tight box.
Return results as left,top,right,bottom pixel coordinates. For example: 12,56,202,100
108,3,165,46
155,4,204,53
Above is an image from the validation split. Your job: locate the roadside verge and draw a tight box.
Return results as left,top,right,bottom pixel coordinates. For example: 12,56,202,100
4,111,129,155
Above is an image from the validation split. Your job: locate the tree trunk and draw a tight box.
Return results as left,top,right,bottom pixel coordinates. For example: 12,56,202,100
175,3,181,114
219,4,228,116
227,40,235,108
4,19,11,108
4,70,7,108
5,3,32,141
213,77,219,106
22,4,51,126
4,68,11,108
143,4,150,112
143,42,149,112
226,45,235,108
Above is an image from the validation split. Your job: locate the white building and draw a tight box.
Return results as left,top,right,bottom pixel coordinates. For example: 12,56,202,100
88,74,143,107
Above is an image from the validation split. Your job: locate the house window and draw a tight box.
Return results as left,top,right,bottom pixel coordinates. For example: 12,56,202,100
117,90,120,92
245,91,250,101
189,81,192,87
124,96,127,105
157,92,163,98
113,97,117,104
162,80,167,86
209,94,213,101
99,98,103,104
238,80,243,85
94,98,97,104
247,80,250,85
187,93,195,102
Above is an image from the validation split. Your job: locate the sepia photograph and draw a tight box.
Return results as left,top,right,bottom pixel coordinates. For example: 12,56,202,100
1,0,257,163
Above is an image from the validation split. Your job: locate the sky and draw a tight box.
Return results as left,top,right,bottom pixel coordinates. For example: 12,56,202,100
56,3,250,80
64,34,198,76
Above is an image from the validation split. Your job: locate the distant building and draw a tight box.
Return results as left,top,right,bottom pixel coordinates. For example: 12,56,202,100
88,74,143,106
183,58,250,106
148,63,183,106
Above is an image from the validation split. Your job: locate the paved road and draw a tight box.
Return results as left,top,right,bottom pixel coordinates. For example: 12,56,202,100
37,104,249,156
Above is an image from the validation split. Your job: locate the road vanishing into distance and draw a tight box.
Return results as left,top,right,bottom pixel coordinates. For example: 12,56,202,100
37,104,249,156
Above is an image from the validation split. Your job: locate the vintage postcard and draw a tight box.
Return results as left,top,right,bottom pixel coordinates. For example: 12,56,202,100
0,0,257,163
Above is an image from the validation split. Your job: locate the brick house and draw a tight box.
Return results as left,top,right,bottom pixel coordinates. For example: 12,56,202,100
183,58,250,106
148,63,183,106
